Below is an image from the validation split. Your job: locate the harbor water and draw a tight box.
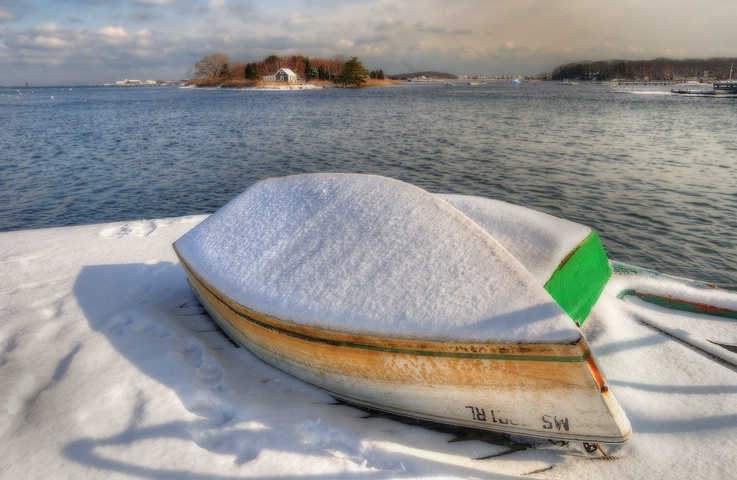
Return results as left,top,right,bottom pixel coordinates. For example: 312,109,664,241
1,82,735,289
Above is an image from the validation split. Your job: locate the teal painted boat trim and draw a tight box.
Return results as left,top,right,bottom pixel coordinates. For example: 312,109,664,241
617,289,737,320
612,261,737,320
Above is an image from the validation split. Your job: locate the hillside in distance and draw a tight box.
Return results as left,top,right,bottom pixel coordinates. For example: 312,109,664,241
389,71,458,80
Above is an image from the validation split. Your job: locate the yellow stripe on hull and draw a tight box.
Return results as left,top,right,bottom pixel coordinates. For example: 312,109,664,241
176,252,631,443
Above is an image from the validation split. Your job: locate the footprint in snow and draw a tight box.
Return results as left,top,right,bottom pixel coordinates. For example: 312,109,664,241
99,220,157,238
0,335,19,367
106,310,173,338
173,339,225,391
102,290,233,432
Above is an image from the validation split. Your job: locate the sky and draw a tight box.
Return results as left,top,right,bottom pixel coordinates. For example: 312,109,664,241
1,0,736,86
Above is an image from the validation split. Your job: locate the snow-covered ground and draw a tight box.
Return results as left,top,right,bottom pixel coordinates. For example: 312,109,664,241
2,215,736,479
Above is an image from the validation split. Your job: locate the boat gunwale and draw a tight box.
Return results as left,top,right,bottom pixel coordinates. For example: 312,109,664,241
174,248,591,363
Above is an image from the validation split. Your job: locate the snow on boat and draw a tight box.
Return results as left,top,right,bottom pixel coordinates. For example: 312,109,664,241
606,262,737,369
173,173,632,443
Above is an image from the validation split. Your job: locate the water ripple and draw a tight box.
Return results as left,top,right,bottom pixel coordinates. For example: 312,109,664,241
1,84,735,288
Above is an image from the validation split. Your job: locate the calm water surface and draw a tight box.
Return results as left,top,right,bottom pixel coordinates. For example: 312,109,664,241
2,83,736,289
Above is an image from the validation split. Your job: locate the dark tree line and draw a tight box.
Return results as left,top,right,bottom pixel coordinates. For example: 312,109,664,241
552,57,737,82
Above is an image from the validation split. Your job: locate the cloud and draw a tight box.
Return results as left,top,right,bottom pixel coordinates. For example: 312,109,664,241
287,13,313,27
374,18,404,32
207,0,226,10
413,23,471,36
10,23,78,51
337,39,354,49
99,26,128,40
134,0,175,5
498,41,529,56
34,35,69,49
0,8,17,22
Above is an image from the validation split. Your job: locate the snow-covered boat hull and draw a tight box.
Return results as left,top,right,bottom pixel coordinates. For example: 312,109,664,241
173,173,632,443
176,253,631,443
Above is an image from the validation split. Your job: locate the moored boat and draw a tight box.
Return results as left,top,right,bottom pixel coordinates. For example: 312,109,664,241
712,78,737,94
173,173,632,443
672,64,737,96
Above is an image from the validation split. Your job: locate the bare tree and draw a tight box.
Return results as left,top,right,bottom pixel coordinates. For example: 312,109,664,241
261,55,280,76
194,54,232,79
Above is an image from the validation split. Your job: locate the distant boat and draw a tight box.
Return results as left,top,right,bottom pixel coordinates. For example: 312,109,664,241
559,81,579,85
672,64,737,96
713,78,737,94
511,78,522,84
174,173,632,444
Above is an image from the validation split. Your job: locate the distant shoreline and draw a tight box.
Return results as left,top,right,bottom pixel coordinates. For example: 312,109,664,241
1,79,404,89
185,78,404,89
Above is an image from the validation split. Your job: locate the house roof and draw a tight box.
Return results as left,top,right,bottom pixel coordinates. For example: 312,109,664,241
276,68,297,76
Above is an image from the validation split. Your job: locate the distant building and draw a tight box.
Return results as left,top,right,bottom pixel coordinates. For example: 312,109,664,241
116,79,141,86
113,79,167,87
263,68,299,84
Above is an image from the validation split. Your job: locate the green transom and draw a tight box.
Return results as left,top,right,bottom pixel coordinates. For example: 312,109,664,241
544,231,612,326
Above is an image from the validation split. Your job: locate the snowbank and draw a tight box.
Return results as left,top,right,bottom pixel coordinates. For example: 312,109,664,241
1,212,736,478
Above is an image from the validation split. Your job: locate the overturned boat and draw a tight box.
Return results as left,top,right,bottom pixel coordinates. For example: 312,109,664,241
173,173,632,443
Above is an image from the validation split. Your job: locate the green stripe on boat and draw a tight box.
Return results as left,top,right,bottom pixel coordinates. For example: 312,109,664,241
189,266,591,363
544,231,612,326
619,290,737,320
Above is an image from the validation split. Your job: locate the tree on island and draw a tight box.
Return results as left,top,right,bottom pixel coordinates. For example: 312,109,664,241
334,57,368,87
194,53,232,79
304,58,318,83
188,53,386,88
245,63,262,80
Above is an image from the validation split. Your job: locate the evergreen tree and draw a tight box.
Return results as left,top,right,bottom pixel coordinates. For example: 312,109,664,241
318,65,328,81
335,57,368,87
246,63,262,80
304,59,317,82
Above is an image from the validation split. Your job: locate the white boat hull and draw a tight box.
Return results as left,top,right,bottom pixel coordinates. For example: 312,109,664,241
178,254,632,443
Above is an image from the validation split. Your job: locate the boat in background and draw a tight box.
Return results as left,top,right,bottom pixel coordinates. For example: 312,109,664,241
174,174,631,444
712,77,737,94
672,64,737,96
